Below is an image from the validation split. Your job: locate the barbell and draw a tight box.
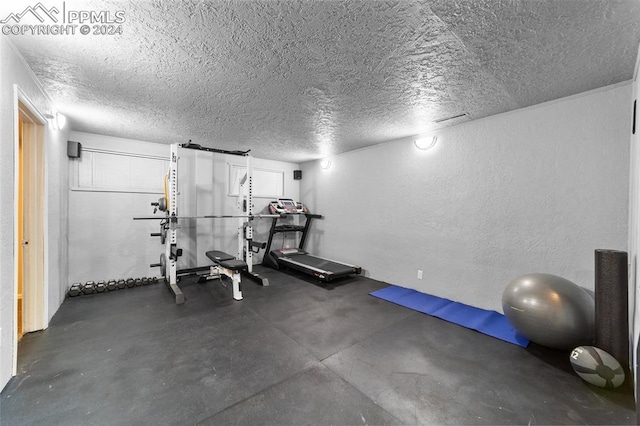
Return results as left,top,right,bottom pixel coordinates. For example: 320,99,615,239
134,213,284,221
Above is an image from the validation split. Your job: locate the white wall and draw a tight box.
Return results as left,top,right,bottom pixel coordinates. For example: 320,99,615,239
68,132,170,284
301,83,631,313
48,111,70,322
0,37,69,391
67,132,300,284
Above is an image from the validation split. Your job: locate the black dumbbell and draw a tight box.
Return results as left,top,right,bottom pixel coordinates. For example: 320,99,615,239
117,279,126,289
95,281,106,293
142,277,149,286
126,278,135,288
106,280,117,291
82,281,96,295
68,283,82,297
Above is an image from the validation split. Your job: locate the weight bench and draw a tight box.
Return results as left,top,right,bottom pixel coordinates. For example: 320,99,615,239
205,250,248,301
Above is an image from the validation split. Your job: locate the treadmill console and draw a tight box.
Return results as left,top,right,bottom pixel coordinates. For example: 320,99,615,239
269,198,308,214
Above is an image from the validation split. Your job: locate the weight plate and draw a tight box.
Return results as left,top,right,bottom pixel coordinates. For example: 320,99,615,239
158,197,167,212
160,253,167,278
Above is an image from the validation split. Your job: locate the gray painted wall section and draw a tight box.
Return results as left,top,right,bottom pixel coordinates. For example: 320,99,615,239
1,37,69,391
300,83,631,313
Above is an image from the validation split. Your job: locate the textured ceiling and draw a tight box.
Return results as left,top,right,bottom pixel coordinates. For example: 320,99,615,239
4,0,640,162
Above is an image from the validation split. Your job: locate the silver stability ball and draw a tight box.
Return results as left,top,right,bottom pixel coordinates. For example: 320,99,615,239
502,273,595,350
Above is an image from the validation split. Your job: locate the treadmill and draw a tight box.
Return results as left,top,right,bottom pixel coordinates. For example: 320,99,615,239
262,199,361,282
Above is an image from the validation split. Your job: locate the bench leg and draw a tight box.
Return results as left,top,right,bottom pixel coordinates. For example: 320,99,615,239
231,271,243,301
206,263,245,301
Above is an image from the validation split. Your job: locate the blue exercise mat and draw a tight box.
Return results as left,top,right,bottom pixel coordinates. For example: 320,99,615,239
370,285,529,347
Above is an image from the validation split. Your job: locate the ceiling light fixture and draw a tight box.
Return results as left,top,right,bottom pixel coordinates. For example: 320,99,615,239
320,159,332,169
56,112,66,129
414,136,438,151
46,112,66,130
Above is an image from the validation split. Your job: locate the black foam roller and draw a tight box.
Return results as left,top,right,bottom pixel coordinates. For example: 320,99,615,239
594,249,629,386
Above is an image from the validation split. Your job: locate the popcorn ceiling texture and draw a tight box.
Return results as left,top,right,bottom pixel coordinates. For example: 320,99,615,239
7,0,640,162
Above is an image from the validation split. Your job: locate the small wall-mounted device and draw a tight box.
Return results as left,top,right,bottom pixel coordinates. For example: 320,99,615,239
293,170,302,180
67,140,82,158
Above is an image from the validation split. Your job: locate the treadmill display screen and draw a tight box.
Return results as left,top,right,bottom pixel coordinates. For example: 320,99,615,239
268,198,308,214
277,198,297,212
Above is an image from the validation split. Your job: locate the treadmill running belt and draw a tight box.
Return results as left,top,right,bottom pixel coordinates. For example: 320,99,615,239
279,254,358,280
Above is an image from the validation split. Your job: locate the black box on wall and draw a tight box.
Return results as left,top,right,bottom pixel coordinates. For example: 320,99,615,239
67,141,82,158
293,170,302,180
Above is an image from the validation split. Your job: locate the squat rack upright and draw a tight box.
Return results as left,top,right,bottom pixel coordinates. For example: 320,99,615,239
148,142,272,303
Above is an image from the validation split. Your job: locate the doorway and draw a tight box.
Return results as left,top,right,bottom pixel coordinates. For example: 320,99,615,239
630,44,640,419
14,93,46,373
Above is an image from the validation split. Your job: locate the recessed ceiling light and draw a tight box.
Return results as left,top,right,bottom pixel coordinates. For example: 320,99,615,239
320,159,332,169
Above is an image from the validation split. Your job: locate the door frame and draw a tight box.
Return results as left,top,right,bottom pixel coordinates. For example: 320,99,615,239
13,85,49,375
630,43,640,411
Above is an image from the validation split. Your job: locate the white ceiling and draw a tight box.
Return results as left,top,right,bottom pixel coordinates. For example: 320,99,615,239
5,0,640,162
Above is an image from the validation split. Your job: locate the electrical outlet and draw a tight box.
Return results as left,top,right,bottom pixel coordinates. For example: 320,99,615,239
417,270,423,279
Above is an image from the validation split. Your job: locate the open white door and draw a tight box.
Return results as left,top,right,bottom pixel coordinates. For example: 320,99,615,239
13,87,47,375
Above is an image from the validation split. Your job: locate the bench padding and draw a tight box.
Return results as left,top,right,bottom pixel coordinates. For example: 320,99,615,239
206,251,247,272
218,259,248,271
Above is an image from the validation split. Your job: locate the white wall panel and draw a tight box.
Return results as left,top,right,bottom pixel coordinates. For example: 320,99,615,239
228,165,284,198
72,149,168,193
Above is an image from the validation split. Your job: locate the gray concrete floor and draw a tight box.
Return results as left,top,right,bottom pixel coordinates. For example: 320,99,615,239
1,267,635,425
